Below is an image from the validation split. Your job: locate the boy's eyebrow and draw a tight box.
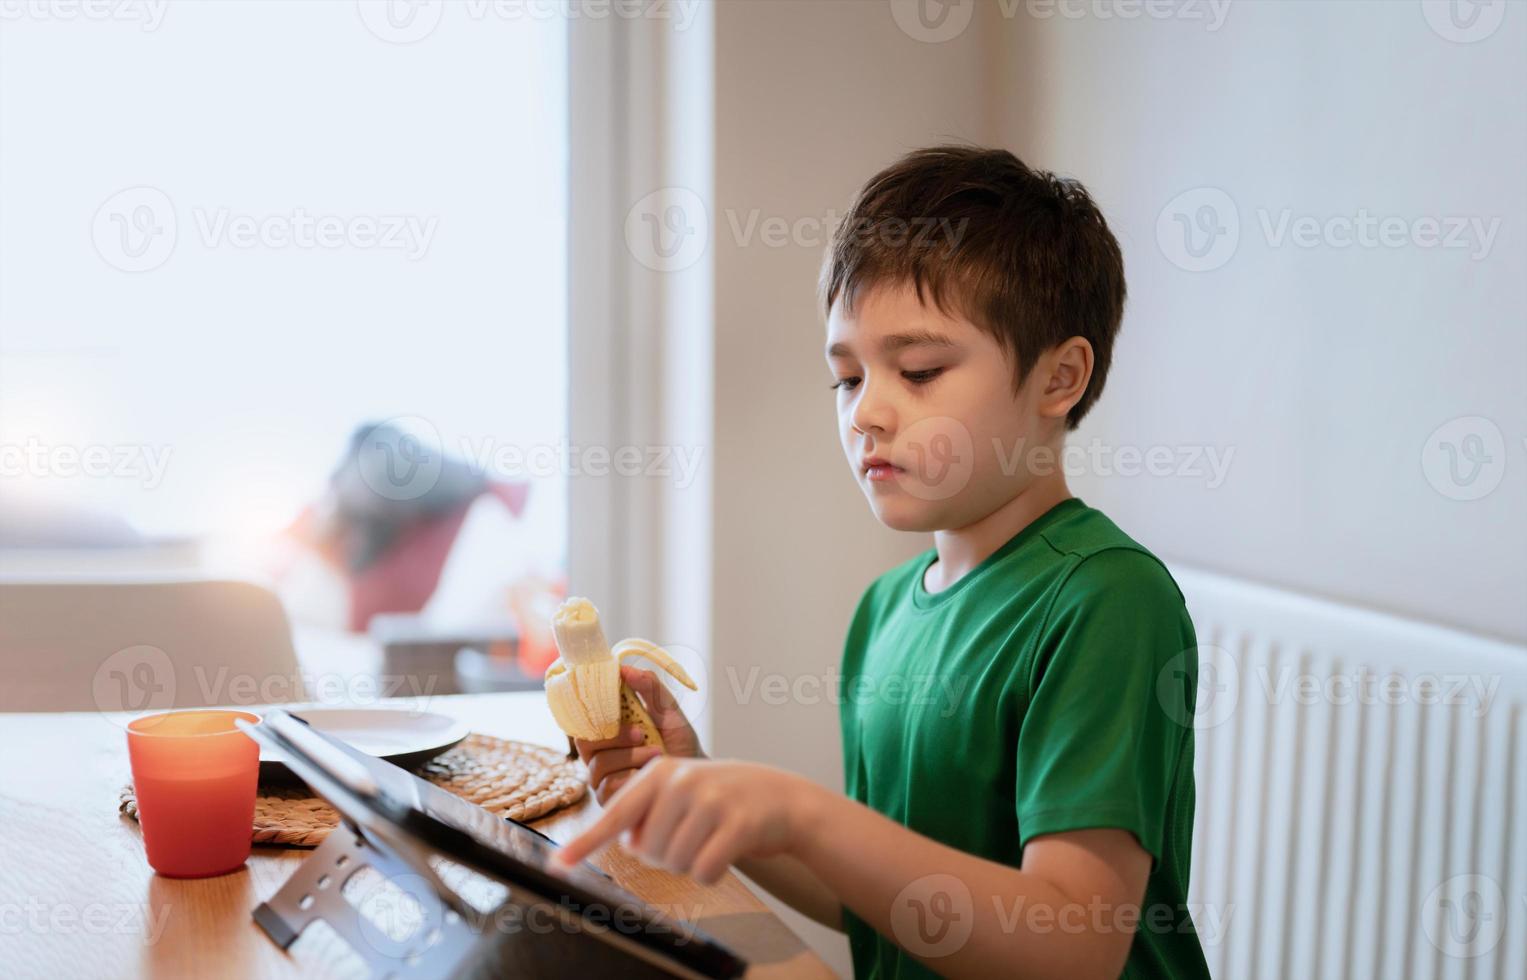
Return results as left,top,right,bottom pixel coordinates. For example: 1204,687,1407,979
881,330,956,353
826,331,955,358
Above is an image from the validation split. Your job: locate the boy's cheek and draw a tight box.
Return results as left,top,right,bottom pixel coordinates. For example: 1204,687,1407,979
893,415,978,500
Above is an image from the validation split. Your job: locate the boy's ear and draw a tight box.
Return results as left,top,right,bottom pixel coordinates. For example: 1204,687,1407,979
1037,337,1094,423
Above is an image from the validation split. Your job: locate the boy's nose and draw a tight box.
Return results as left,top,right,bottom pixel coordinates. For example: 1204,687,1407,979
850,390,894,437
855,402,891,436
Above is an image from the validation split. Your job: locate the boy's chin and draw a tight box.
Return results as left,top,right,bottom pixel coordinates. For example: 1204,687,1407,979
865,495,950,534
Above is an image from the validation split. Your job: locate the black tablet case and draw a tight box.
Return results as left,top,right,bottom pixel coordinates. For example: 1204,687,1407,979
246,709,747,979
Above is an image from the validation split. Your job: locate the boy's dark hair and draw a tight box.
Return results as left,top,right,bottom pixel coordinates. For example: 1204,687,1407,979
821,145,1125,429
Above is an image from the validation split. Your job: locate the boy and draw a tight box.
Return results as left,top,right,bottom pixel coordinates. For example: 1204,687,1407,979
555,146,1211,979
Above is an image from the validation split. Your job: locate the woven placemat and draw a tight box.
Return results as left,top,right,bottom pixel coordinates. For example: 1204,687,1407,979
118,733,585,847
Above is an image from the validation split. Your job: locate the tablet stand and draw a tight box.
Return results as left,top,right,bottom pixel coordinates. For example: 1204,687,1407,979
255,823,481,978
255,821,688,979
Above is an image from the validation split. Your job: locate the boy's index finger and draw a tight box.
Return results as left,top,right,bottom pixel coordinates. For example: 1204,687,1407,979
575,725,644,760
554,765,660,867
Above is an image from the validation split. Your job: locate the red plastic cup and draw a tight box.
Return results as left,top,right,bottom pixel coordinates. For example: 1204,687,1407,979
126,710,261,878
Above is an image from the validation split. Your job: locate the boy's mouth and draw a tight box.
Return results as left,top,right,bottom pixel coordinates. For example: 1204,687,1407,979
861,455,904,482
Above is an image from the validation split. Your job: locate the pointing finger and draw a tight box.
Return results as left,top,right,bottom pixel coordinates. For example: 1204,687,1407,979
555,760,665,867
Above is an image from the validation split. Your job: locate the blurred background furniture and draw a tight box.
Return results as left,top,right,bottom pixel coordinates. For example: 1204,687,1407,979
283,421,530,632
367,611,543,696
0,579,303,713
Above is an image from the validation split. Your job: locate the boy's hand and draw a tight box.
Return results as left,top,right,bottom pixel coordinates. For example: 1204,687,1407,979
572,664,704,805
553,757,816,884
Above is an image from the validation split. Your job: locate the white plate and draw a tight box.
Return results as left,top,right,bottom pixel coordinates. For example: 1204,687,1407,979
257,707,469,777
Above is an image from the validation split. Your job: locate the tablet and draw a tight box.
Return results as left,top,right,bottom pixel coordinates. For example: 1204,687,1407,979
245,708,748,979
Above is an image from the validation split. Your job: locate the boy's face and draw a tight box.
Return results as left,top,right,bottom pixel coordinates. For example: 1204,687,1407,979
826,283,1051,533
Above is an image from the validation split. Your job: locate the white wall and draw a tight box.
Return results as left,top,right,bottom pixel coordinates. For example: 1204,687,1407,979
709,1,994,766
991,0,1526,642
707,1,995,969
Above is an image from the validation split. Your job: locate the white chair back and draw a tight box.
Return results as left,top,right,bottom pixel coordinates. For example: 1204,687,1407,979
0,579,303,713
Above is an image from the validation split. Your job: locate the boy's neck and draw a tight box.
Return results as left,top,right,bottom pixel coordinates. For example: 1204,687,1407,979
924,472,1073,595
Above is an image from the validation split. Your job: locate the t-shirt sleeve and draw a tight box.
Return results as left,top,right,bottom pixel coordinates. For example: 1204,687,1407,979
1012,548,1196,862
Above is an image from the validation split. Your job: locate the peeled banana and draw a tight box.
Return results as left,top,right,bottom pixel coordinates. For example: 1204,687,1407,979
544,597,697,753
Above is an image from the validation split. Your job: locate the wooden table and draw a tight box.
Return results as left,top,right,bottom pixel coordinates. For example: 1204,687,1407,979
0,693,834,979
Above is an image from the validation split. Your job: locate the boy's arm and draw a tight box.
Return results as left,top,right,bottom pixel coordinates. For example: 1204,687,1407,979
555,758,1150,980
734,853,844,931
794,783,1150,980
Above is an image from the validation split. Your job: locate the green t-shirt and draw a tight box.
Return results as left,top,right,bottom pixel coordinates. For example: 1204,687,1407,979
838,497,1210,980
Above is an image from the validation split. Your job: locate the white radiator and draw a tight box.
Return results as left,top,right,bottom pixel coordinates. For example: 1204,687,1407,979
1170,566,1525,980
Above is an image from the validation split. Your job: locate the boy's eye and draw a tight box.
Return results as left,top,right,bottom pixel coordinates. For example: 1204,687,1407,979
902,367,944,385
830,376,862,392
